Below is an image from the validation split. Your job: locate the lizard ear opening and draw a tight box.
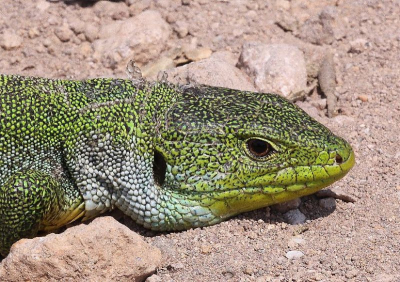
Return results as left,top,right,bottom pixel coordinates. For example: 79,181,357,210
153,150,166,186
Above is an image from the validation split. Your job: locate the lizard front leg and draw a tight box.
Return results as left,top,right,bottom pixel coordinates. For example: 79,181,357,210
0,170,84,256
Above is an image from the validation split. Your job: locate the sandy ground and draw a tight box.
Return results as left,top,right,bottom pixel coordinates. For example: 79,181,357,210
0,0,399,281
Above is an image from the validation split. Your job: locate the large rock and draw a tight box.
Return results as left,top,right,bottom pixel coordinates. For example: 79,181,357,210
165,55,256,92
0,217,162,282
237,42,307,100
93,10,171,70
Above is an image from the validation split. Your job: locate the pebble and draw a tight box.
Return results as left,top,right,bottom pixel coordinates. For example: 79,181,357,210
285,250,304,260
84,25,100,43
54,25,74,42
319,197,336,210
0,31,23,50
357,94,369,102
200,244,212,254
185,47,212,61
349,38,369,54
345,269,359,279
146,274,162,282
288,236,306,248
284,209,306,225
222,268,235,278
272,198,301,213
174,20,189,38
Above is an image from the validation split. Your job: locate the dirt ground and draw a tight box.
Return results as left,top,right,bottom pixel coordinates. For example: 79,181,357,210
1,0,399,281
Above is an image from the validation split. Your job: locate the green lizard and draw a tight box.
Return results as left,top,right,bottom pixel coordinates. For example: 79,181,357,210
0,74,354,256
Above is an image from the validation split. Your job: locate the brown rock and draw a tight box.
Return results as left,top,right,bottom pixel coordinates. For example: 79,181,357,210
184,47,212,62
165,57,256,92
0,217,162,282
0,31,23,50
93,10,171,69
54,24,74,42
357,94,369,102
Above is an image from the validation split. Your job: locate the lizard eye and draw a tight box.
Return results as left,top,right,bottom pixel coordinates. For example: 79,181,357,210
246,139,273,159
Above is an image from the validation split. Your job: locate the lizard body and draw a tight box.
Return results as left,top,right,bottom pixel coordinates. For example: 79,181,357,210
0,74,354,255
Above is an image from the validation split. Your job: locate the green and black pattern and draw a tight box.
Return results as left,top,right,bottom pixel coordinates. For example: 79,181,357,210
0,74,355,256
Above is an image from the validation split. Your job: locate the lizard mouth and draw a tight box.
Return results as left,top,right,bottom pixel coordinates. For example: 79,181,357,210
204,150,355,218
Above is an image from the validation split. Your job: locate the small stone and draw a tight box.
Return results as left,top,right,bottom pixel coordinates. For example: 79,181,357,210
54,25,74,42
0,31,23,50
185,47,212,62
84,25,99,43
310,99,327,110
319,197,336,210
349,38,369,54
285,250,304,260
201,244,212,254
243,266,254,275
169,262,184,271
272,198,301,213
345,269,359,279
174,20,189,38
28,28,40,39
284,209,306,225
288,236,306,248
146,274,163,282
79,42,93,58
256,275,273,282
69,18,85,35
276,0,291,10
357,94,369,102
222,268,235,278
36,0,51,12
141,56,175,78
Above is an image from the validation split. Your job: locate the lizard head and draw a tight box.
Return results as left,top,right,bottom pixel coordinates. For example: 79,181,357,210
152,85,355,228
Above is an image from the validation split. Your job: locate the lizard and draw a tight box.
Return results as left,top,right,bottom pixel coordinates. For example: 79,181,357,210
0,74,355,256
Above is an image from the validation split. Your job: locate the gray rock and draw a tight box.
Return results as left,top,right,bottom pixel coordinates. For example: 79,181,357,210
237,42,307,100
0,217,162,282
272,198,301,213
284,209,306,225
285,250,304,260
319,197,336,210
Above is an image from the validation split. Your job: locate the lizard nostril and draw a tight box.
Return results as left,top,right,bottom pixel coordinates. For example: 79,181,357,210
335,153,343,164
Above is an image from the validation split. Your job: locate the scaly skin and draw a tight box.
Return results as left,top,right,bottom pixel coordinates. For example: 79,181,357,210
0,74,355,256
